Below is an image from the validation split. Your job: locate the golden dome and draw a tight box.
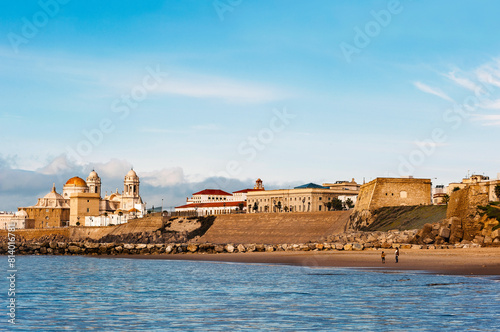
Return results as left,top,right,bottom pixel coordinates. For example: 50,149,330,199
64,176,88,187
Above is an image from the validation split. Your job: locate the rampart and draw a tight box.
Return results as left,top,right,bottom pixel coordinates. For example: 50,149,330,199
349,177,432,230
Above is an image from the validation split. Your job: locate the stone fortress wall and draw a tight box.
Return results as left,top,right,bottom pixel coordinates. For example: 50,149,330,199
357,177,432,211
349,177,432,229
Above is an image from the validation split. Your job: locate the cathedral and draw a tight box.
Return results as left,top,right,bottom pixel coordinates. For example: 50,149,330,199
20,169,146,228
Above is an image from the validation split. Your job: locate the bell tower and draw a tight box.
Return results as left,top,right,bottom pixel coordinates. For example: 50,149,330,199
86,170,101,196
124,169,140,198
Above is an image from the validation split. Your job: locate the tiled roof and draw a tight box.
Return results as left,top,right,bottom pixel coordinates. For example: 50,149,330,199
175,201,246,209
192,189,232,196
294,183,327,189
232,188,265,194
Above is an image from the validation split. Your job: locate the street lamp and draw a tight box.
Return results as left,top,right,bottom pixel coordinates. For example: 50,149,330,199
161,199,163,214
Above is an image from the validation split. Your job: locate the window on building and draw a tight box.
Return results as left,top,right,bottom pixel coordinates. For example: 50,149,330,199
87,208,90,213
87,200,89,203
319,197,322,201
319,205,322,211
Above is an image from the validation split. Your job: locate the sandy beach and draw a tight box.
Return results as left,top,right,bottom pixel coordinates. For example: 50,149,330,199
110,247,500,277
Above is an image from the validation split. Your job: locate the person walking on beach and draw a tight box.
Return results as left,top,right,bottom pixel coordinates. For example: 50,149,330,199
381,251,386,264
395,247,400,263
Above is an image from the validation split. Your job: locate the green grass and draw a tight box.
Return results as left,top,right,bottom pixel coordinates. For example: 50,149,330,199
360,205,447,232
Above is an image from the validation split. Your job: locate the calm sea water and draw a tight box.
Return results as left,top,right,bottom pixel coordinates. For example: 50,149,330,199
1,256,499,331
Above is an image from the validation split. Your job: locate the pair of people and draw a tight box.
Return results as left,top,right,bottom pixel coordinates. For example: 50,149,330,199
381,248,399,263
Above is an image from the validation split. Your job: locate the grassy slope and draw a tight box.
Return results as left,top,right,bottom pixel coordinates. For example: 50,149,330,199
360,205,447,232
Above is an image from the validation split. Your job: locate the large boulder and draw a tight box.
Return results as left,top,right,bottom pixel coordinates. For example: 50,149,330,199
352,243,364,251
343,244,353,251
237,244,246,252
68,245,82,254
225,244,235,253
187,244,198,253
214,245,225,253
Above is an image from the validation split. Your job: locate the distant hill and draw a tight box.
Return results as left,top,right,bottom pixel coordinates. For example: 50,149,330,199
359,205,447,232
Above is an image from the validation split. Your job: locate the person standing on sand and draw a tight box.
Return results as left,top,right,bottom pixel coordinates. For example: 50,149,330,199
395,247,400,263
381,251,386,264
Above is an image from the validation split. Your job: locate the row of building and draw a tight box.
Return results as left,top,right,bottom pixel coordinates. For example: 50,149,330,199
174,178,361,216
175,173,500,216
0,169,146,230
2,170,499,229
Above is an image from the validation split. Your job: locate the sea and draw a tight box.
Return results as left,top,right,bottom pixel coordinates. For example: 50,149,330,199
1,256,499,331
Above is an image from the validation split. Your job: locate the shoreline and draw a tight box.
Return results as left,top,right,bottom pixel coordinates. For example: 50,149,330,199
103,248,500,277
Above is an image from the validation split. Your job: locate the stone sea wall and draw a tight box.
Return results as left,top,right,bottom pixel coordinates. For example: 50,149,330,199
0,228,488,256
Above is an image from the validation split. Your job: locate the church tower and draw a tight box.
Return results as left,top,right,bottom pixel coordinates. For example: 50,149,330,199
86,170,101,196
254,178,264,190
124,169,140,197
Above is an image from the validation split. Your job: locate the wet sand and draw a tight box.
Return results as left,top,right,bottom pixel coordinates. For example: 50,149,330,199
110,248,500,277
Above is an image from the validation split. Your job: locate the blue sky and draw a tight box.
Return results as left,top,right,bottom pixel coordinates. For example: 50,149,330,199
1,0,500,211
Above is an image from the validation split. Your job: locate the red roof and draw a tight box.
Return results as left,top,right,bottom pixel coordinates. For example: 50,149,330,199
192,189,232,196
175,201,247,209
232,188,265,194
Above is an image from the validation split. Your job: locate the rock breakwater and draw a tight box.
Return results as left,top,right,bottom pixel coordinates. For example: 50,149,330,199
1,228,488,256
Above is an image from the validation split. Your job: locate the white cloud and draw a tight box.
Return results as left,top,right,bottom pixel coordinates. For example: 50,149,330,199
88,159,133,179
444,71,482,93
142,167,185,187
156,75,286,103
413,81,454,102
476,69,500,88
139,127,184,134
478,99,500,110
412,140,449,148
190,124,219,131
37,155,76,175
473,114,500,126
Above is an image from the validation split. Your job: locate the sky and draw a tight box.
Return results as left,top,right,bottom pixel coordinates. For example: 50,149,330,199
1,0,500,211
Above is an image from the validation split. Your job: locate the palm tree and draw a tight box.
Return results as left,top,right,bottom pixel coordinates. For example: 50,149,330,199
495,185,500,201
443,194,450,205
331,198,343,211
345,198,354,209
253,202,258,213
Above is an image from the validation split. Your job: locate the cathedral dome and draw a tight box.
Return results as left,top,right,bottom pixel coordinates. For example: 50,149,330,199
44,184,65,200
65,176,88,187
126,169,138,178
15,210,28,218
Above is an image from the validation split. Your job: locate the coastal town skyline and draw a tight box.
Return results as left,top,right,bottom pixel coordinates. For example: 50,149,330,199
2,1,500,210
2,2,500,330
